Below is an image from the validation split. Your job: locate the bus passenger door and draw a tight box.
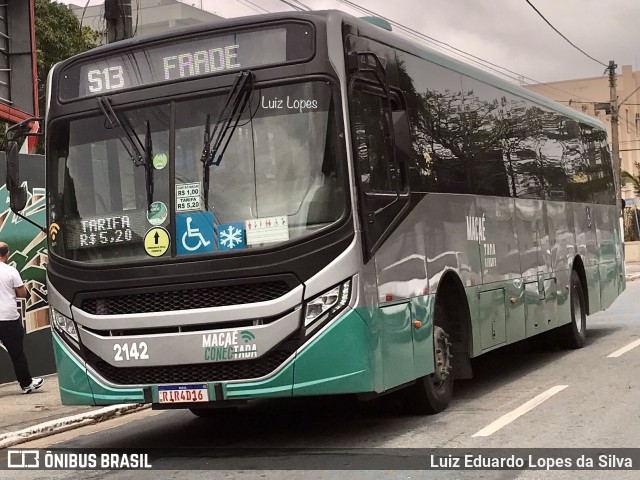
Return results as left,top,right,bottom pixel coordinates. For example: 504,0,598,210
516,199,557,336
539,203,558,331
347,55,410,260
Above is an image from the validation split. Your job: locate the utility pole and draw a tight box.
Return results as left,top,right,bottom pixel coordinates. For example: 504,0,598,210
104,0,134,43
608,60,622,212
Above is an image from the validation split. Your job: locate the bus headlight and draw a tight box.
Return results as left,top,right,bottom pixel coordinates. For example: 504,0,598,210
304,279,351,327
50,308,79,342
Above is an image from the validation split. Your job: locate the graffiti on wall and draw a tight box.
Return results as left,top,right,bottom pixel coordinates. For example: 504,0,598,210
0,181,48,333
0,153,55,383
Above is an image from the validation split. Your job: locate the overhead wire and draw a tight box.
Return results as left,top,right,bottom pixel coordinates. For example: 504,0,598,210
336,0,599,104
277,0,305,11
524,0,607,68
80,0,91,30
337,0,533,81
233,0,269,15
241,0,270,14
118,0,127,37
289,0,312,10
133,0,140,37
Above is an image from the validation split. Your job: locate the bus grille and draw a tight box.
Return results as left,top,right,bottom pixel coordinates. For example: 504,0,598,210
87,349,292,385
81,281,291,315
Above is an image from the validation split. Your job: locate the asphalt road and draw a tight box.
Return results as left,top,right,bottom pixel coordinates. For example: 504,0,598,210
6,281,640,479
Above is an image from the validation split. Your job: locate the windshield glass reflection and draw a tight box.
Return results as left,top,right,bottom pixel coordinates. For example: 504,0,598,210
47,80,346,264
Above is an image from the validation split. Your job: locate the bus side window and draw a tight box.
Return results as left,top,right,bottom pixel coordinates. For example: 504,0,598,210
353,90,396,193
351,92,372,190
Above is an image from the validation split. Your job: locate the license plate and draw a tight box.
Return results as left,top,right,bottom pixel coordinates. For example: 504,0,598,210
158,384,209,403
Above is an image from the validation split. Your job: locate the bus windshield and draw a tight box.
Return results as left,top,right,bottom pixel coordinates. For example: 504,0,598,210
47,80,346,264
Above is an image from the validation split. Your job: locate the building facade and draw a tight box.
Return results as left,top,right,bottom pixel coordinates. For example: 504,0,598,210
525,65,640,200
69,0,224,44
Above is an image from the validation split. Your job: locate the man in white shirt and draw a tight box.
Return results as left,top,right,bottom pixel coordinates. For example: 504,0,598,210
0,242,43,394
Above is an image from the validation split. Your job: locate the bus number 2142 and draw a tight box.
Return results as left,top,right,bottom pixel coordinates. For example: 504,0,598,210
113,342,150,362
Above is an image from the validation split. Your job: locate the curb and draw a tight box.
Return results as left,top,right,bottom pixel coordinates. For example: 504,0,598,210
0,403,149,449
626,273,640,281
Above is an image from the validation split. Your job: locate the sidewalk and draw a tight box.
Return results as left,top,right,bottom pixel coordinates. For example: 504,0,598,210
0,375,146,448
626,261,640,281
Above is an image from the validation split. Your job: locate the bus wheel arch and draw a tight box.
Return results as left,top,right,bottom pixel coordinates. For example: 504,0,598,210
432,270,474,380
408,270,472,414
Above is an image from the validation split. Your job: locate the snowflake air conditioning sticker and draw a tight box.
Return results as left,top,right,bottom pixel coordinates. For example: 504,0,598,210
218,222,245,251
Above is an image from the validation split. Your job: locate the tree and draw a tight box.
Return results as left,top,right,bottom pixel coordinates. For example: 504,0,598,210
622,163,640,198
9,0,100,151
35,0,99,116
622,165,640,241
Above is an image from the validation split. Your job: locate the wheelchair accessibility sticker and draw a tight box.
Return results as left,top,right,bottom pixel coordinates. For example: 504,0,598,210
176,212,215,255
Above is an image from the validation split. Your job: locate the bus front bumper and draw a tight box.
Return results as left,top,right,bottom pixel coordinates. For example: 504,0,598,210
53,308,374,406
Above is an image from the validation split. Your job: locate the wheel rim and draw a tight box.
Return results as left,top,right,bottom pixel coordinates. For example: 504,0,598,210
433,325,452,387
572,285,583,334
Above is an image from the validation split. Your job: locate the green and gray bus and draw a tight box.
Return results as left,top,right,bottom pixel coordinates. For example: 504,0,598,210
6,10,624,415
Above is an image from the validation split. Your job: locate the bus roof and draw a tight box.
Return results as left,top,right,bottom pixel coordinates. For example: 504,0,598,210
336,11,605,130
64,10,604,131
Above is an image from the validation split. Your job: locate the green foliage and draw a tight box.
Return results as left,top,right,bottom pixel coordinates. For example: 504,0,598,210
621,164,640,241
624,203,640,241
621,163,640,198
35,0,98,116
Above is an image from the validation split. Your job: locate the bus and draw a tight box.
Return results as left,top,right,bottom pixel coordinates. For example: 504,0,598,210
5,10,624,416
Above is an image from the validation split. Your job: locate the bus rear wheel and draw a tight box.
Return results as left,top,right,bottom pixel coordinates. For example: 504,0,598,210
559,270,587,349
408,304,454,414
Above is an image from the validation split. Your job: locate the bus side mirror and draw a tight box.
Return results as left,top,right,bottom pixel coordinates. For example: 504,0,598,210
5,140,28,212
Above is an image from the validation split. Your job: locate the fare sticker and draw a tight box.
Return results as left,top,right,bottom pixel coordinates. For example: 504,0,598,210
144,227,170,257
176,182,201,212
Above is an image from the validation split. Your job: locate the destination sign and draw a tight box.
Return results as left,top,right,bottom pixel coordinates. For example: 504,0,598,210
59,23,314,100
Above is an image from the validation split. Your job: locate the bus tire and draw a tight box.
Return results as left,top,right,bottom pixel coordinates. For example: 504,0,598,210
189,407,237,418
408,304,454,414
560,270,587,349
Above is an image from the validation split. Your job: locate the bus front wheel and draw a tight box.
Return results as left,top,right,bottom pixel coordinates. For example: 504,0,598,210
408,304,454,414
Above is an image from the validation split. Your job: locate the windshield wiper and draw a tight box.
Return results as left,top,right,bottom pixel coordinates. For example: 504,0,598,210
98,97,154,211
143,120,153,210
201,70,254,210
